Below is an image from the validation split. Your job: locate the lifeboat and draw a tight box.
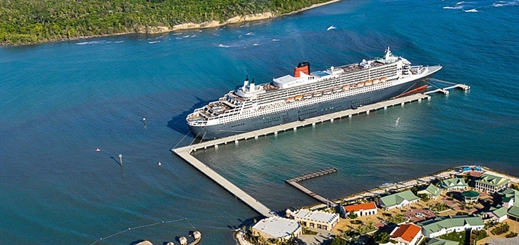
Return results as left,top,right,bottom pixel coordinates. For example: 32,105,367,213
380,77,387,83
333,87,342,93
286,97,295,103
357,82,365,88
323,89,332,95
342,85,350,91
365,80,373,86
303,93,313,99
313,91,323,97
295,95,303,101
373,79,380,85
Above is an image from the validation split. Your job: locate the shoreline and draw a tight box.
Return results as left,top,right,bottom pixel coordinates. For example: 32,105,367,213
306,165,519,210
1,0,341,46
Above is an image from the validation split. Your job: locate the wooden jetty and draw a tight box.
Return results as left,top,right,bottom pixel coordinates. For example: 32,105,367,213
286,181,337,207
286,168,337,183
285,168,338,207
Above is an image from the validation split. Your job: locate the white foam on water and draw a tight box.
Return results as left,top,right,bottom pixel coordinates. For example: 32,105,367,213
493,0,519,7
443,6,463,9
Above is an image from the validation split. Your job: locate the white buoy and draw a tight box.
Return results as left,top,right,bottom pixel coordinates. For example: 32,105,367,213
118,153,123,167
95,148,101,152
158,161,162,166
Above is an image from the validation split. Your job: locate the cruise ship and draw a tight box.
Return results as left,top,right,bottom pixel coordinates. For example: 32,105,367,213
186,48,442,139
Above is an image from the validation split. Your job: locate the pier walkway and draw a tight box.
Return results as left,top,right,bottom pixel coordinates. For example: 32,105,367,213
285,168,338,207
174,93,430,154
286,168,337,183
174,149,275,217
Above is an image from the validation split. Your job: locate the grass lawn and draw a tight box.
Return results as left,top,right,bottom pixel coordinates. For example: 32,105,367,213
439,231,466,245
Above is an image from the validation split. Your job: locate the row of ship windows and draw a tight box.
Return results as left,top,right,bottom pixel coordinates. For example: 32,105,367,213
230,123,245,128
257,69,396,102
220,82,387,124
352,97,371,105
222,84,384,123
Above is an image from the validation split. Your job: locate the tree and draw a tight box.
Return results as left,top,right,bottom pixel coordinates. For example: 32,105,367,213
329,236,349,245
348,212,358,219
373,232,390,244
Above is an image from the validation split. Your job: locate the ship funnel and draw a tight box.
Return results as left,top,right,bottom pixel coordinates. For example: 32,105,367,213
250,78,255,92
294,62,310,77
243,75,249,88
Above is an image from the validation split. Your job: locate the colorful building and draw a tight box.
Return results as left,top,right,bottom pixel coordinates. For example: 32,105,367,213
475,173,510,194
439,178,468,191
419,215,484,238
344,202,378,217
389,223,423,245
378,190,420,210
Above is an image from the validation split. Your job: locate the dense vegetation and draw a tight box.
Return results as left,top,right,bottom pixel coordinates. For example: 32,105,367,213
0,0,331,45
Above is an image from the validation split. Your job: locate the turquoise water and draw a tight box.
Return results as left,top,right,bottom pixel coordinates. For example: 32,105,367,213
1,0,518,244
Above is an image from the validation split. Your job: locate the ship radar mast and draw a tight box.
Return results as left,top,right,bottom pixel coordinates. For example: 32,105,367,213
385,47,392,60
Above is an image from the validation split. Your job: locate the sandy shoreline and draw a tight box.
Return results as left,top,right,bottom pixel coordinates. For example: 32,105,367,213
141,0,341,33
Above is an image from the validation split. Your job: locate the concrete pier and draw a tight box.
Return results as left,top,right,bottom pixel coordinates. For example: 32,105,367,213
173,149,275,217
173,93,430,153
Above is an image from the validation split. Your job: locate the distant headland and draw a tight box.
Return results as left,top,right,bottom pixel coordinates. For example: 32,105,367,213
0,0,339,46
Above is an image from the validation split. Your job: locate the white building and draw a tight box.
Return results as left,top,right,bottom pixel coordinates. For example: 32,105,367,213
291,209,339,231
251,216,302,241
419,216,484,238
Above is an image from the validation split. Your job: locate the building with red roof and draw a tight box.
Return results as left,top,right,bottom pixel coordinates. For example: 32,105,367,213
389,223,423,245
344,202,377,217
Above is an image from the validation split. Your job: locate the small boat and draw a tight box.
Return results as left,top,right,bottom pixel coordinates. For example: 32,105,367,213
327,25,336,31
365,80,373,86
286,97,295,103
380,77,387,83
295,95,303,101
323,89,332,95
333,87,342,93
342,85,350,91
303,93,313,99
357,82,365,88
373,79,380,85
313,91,323,97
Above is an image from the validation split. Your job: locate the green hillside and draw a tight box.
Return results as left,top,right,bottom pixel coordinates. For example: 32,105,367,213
0,0,332,45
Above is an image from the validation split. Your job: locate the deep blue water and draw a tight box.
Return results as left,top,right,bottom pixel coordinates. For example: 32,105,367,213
1,0,519,244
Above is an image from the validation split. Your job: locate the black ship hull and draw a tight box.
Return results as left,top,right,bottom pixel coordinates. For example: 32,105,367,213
189,76,432,140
